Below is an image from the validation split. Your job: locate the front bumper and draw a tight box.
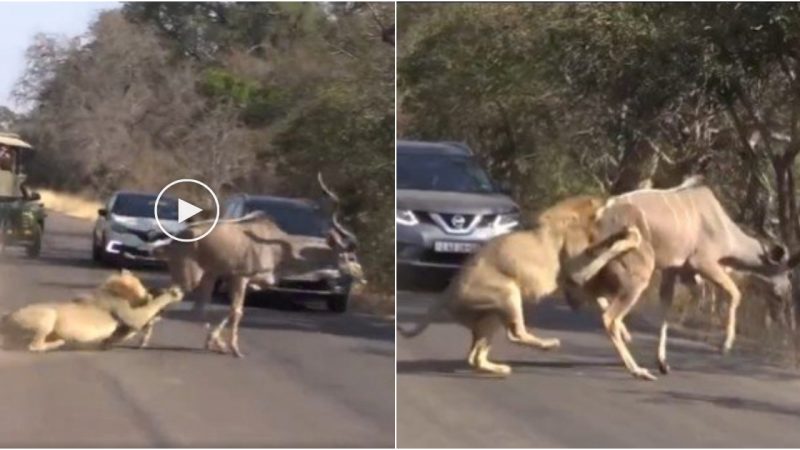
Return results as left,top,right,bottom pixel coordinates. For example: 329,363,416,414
222,270,353,297
104,231,162,263
397,220,515,269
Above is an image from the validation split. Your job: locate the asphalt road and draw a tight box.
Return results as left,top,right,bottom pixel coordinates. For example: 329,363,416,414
397,290,800,448
0,212,394,447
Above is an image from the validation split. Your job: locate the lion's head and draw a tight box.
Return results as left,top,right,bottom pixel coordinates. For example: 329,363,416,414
99,269,151,306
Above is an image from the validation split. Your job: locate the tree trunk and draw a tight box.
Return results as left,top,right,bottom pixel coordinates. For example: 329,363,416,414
773,158,789,241
788,162,798,247
610,137,659,195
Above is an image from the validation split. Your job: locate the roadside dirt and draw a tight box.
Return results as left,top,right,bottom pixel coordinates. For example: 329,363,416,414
36,189,101,221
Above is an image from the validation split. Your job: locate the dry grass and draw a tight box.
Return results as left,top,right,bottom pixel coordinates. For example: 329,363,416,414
35,189,101,221
349,283,395,319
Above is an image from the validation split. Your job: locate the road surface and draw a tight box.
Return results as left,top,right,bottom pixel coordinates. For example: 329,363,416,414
0,213,394,447
397,290,800,447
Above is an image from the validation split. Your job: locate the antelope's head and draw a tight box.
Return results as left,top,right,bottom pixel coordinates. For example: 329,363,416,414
319,172,366,284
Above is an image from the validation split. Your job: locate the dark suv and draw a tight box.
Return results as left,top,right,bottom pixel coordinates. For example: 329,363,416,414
221,194,358,312
396,140,520,281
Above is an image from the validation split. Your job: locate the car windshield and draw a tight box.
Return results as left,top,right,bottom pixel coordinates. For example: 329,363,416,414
245,200,328,237
112,194,179,220
397,152,497,193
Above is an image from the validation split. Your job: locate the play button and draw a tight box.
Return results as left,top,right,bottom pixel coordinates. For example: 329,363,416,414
154,178,220,243
178,198,202,223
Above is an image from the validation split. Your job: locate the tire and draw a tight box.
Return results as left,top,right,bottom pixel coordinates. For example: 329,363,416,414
92,236,103,262
326,294,349,313
26,237,41,258
25,223,42,258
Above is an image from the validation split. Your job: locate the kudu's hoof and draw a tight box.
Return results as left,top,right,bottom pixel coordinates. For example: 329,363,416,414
206,337,229,354
657,360,671,375
632,368,657,381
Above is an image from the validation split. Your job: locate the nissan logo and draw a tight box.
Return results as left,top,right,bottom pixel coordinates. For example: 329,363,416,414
451,214,466,229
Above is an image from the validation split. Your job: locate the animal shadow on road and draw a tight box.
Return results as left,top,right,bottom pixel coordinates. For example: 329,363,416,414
396,358,620,379
627,389,800,418
164,294,394,342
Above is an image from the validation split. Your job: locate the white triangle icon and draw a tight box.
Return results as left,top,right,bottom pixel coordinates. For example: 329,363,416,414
178,198,203,223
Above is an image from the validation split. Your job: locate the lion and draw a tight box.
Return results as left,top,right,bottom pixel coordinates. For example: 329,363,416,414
0,270,183,352
397,195,642,376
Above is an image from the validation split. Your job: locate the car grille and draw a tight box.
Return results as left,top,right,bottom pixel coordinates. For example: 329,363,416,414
118,227,154,242
277,279,331,291
437,213,475,230
117,245,153,258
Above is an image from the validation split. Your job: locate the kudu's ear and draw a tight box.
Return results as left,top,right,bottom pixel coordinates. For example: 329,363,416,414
327,229,356,252
766,243,789,265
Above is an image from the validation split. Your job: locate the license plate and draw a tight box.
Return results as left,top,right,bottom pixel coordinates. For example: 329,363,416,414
434,241,479,253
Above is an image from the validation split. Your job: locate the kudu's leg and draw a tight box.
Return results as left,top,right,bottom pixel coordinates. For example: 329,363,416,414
468,314,509,376
597,297,632,343
505,284,560,350
603,282,656,381
656,270,678,374
138,318,158,348
206,316,230,353
567,226,642,285
193,273,216,320
696,263,741,354
206,278,232,354
227,277,249,358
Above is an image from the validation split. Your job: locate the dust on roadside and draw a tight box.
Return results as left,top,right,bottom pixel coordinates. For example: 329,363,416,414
35,189,100,221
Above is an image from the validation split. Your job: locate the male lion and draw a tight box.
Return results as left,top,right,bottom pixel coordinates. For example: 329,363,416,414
0,270,183,352
398,195,641,376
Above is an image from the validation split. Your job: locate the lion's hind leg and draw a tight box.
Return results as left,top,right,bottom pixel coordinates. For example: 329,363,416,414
16,308,64,353
29,327,65,353
467,314,509,376
505,285,560,350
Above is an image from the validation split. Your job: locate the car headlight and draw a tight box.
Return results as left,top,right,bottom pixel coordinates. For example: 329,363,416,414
493,212,519,232
396,210,419,226
110,221,130,233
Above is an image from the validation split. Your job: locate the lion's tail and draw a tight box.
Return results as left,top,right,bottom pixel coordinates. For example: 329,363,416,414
397,289,450,339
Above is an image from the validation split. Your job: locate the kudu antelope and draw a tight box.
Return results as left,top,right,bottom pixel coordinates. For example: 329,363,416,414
569,176,799,380
144,174,364,357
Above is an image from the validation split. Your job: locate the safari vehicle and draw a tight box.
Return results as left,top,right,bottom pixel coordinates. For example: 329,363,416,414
0,133,45,257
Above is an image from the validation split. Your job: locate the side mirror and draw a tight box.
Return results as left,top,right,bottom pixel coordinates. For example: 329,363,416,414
98,208,107,217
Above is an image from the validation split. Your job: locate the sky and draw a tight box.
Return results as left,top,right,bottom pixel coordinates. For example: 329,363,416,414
0,1,120,111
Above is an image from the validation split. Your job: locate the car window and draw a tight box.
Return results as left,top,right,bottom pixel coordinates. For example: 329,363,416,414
397,152,496,194
111,194,179,220
223,198,242,218
245,200,327,237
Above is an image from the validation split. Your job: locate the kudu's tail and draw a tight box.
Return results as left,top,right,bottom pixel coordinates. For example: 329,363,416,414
397,288,450,339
